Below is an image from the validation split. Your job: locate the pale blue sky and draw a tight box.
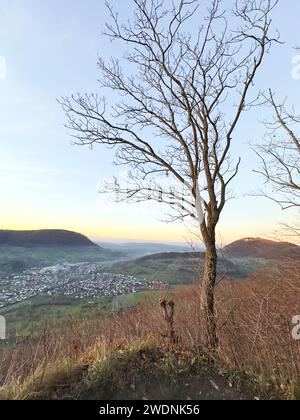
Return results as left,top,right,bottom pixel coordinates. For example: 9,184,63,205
0,0,299,244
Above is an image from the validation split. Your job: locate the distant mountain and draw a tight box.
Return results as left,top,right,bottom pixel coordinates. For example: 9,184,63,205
0,231,127,276
0,230,97,248
97,241,192,258
108,252,239,285
224,237,300,260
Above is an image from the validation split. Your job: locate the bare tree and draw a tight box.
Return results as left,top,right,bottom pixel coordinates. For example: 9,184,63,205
255,90,300,238
60,0,279,349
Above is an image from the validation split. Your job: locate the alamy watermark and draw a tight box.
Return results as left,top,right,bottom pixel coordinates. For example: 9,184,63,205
292,315,300,341
0,56,7,80
0,316,6,340
291,54,300,80
97,170,206,225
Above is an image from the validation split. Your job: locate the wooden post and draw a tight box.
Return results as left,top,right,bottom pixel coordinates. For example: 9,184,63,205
160,298,178,345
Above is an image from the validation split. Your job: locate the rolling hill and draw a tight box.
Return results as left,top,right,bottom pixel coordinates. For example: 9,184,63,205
0,229,97,248
224,237,300,260
107,252,240,285
108,237,300,285
0,230,124,275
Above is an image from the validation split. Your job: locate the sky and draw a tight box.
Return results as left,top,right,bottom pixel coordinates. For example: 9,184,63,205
0,0,299,245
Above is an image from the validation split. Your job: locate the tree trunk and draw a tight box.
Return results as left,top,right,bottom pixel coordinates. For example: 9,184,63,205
201,241,218,350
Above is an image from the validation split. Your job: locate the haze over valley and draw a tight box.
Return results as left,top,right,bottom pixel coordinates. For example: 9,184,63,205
1,229,299,337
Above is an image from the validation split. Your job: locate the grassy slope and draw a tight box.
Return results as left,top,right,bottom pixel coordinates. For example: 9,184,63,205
0,291,157,339
107,253,198,284
107,252,244,285
13,344,253,400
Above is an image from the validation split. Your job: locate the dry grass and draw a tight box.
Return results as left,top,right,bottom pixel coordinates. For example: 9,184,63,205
0,261,299,399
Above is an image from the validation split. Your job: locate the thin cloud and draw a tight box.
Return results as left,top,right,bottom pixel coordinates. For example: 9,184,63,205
0,56,7,80
0,163,56,174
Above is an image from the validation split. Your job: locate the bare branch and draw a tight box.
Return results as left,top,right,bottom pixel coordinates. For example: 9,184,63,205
255,91,300,212
60,0,279,348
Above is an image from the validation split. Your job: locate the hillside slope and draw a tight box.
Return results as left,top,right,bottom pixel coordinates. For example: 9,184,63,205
0,231,125,275
0,229,97,248
108,252,239,285
224,237,300,260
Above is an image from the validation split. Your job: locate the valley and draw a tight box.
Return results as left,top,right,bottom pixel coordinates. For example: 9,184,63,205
0,232,299,341
0,262,155,308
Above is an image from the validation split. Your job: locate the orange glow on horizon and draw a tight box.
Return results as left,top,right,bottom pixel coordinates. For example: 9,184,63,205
1,201,288,245
0,219,261,245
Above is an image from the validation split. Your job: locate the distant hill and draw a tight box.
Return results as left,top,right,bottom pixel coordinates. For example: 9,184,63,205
224,237,300,260
108,252,239,285
0,230,97,248
97,241,192,259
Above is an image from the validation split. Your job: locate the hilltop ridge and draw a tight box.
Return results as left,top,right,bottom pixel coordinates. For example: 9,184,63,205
224,237,300,260
0,229,98,248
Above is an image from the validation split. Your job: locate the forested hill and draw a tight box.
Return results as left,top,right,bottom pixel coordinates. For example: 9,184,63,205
224,237,300,260
0,230,98,248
